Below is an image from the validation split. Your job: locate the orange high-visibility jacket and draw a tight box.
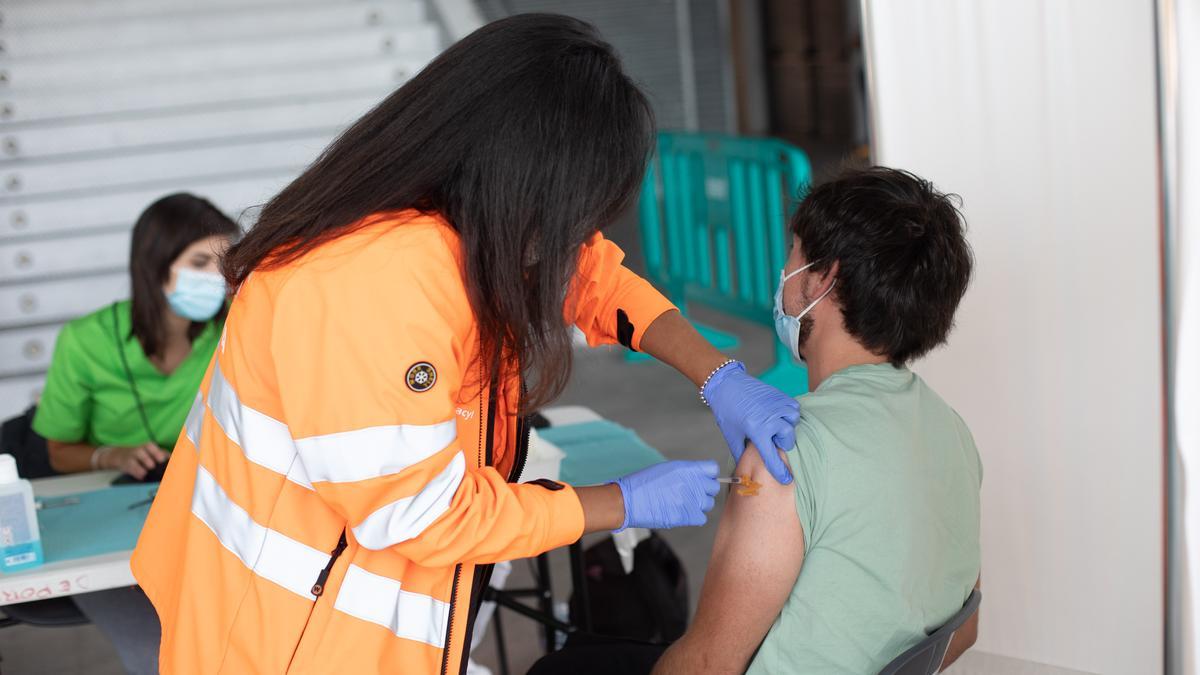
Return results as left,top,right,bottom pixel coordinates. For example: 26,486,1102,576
131,212,675,674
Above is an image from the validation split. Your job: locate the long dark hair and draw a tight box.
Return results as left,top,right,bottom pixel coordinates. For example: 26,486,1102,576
129,193,239,358
223,14,655,410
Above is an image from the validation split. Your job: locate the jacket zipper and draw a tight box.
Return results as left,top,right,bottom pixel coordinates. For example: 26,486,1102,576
286,530,347,671
458,385,533,675
439,564,463,675
456,564,493,675
311,530,348,597
441,379,497,675
508,411,532,483
443,379,534,675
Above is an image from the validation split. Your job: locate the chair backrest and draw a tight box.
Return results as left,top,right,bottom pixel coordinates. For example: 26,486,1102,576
638,132,812,326
0,406,56,479
877,590,982,675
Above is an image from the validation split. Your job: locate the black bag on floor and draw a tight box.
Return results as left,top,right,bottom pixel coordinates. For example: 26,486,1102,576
0,406,57,480
569,532,688,643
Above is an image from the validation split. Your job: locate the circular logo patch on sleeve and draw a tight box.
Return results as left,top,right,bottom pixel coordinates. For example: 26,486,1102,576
405,362,437,392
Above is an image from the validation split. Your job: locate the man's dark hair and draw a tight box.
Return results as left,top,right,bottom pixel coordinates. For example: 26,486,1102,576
791,166,973,365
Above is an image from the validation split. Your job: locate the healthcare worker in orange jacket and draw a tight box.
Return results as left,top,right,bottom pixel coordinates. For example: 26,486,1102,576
132,14,801,675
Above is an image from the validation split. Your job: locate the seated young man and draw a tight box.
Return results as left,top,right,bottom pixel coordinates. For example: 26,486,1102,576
653,166,982,674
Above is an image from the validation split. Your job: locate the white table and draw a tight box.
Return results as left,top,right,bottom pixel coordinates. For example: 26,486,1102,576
538,405,602,426
0,471,130,606
0,406,606,607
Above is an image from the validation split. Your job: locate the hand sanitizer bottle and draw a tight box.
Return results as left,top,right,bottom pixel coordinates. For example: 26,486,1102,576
0,454,43,572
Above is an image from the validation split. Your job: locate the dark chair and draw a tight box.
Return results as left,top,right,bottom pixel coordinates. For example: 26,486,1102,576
0,406,58,480
878,590,981,675
0,597,89,629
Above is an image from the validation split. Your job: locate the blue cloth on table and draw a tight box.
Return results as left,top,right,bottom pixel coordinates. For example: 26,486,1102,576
538,420,666,486
27,424,658,566
34,485,155,565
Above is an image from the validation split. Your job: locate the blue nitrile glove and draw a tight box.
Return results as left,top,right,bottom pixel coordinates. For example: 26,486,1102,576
702,361,800,484
612,460,720,531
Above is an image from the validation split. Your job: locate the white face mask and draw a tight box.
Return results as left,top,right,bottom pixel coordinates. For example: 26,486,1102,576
167,268,227,322
772,261,836,364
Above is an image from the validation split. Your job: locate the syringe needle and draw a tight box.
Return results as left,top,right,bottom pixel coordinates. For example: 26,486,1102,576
718,475,763,496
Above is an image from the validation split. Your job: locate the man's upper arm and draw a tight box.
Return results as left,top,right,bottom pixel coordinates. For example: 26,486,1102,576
654,445,806,675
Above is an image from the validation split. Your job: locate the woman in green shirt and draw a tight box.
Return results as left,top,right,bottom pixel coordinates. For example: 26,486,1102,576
31,193,237,675
34,193,238,479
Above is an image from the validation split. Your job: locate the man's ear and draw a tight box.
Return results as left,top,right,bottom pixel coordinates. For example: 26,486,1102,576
806,260,838,299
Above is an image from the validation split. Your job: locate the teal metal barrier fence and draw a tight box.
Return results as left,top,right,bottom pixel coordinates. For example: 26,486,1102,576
637,132,813,394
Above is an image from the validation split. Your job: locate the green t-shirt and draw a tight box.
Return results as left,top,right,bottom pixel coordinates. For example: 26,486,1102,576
32,300,219,450
748,364,982,675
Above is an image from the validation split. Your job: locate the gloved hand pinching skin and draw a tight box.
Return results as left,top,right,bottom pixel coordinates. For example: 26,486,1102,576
702,361,800,484
612,460,720,531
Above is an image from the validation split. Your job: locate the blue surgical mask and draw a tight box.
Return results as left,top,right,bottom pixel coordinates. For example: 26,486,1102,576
773,261,836,363
167,268,227,322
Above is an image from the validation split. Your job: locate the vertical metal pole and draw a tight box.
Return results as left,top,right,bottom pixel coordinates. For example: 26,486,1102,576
1153,0,1182,672
726,0,771,135
569,541,593,633
858,0,882,164
535,553,555,653
675,0,700,131
715,0,739,133
492,605,511,675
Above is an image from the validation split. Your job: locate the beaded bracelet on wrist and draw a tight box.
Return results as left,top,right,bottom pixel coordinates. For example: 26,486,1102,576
698,359,738,406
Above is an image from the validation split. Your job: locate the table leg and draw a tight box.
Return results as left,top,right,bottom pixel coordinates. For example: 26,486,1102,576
535,553,556,652
569,540,592,633
492,602,510,675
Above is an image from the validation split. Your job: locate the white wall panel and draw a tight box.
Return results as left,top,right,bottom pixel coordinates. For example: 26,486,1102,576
4,0,346,26
0,375,45,421
863,1,1163,673
2,61,415,124
0,324,60,377
0,174,290,241
5,135,329,197
0,273,126,328
0,231,129,282
4,2,425,58
0,0,447,420
5,24,439,90
6,95,384,160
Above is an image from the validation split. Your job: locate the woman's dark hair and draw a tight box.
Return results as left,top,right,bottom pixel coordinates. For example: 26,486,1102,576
791,166,974,365
223,14,655,410
129,193,239,358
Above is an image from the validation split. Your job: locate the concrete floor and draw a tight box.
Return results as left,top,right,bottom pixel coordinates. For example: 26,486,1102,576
0,620,125,675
